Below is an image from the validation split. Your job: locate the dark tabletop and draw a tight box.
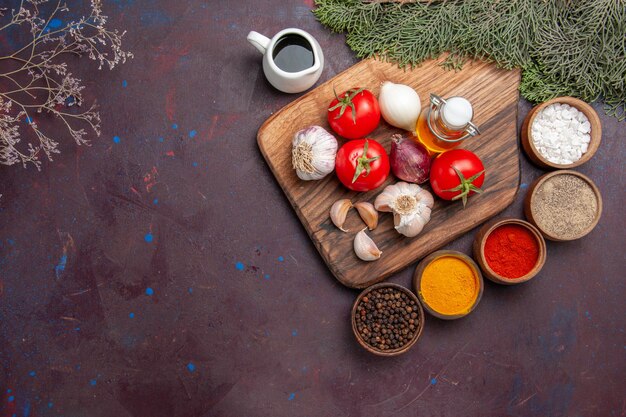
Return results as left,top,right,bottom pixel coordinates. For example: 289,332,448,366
1,1,624,416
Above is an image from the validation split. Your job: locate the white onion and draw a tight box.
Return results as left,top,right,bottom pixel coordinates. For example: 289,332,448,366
378,81,421,132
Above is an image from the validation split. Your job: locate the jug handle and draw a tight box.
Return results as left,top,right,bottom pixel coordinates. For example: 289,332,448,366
247,31,271,54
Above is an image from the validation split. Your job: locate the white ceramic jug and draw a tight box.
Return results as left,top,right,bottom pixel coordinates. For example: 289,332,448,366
247,28,324,94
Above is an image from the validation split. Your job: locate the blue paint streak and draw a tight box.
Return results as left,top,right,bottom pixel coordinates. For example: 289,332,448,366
188,287,193,294
49,18,63,28
172,123,178,130
144,233,153,243
6,389,11,393
113,135,121,144
520,183,528,189
585,311,591,319
8,395,15,402
90,379,97,386
48,402,53,408
7,238,15,245
129,312,135,318
189,130,197,138
278,256,284,262
192,162,198,167
264,274,270,280
29,371,36,377
288,393,295,401
430,377,437,385
23,402,31,417
145,287,154,296
235,262,245,271
24,116,33,124
153,198,159,204
55,254,67,279
122,80,128,88
187,362,196,372
292,329,298,336
159,137,164,142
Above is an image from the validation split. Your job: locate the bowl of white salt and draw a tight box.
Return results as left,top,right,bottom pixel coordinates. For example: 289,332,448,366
521,97,602,169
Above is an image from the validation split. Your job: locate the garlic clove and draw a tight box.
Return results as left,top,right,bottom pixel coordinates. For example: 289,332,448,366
354,228,382,261
373,188,396,212
415,187,435,208
330,199,352,232
395,212,429,237
354,202,379,230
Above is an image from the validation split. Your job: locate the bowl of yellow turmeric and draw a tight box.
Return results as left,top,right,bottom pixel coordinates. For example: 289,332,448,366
413,250,484,320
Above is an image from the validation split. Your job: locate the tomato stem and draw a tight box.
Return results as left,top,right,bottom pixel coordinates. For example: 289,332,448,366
443,167,485,207
352,139,380,183
328,87,365,124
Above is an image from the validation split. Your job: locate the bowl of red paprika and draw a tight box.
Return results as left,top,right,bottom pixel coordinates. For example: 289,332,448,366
473,218,547,285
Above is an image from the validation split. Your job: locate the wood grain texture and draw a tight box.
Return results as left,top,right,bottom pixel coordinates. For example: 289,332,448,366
258,57,521,288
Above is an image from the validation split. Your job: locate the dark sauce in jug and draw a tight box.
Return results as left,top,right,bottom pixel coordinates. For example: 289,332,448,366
272,34,314,73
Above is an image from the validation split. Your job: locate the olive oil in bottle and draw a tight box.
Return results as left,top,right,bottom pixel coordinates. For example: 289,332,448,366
415,95,480,154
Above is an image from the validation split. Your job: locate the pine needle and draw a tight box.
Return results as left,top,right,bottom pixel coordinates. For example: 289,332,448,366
314,0,626,120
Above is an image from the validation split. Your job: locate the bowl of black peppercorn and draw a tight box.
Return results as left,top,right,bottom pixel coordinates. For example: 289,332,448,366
351,283,425,356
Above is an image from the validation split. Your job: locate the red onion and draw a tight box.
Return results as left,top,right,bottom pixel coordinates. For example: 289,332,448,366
390,133,431,184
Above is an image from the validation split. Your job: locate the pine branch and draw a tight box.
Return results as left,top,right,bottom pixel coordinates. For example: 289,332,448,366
314,0,626,120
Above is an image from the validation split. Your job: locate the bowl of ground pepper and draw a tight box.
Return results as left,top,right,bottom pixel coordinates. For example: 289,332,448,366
351,283,425,356
413,250,484,320
524,170,602,241
473,218,547,285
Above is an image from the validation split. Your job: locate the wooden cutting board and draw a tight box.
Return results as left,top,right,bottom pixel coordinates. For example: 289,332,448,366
258,57,520,288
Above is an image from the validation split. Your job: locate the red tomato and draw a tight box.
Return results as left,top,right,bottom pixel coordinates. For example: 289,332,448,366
429,149,485,207
327,88,380,139
335,139,390,192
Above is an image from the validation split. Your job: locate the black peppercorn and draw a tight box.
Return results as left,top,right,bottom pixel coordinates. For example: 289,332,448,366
355,287,421,352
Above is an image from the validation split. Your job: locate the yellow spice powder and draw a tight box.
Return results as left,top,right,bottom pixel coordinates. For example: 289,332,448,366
420,256,478,315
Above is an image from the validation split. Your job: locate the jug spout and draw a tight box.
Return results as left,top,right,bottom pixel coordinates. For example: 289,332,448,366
302,61,321,75
247,31,270,54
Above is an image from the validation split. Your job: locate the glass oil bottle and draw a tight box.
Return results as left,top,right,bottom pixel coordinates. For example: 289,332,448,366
415,94,481,154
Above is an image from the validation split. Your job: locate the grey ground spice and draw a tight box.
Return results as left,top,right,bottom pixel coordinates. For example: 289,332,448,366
532,174,598,239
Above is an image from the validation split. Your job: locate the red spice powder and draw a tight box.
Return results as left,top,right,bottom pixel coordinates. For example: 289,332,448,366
484,224,539,279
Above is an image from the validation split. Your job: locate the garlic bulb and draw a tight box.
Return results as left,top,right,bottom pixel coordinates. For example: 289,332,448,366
378,81,421,132
292,125,338,181
354,228,382,261
374,182,434,237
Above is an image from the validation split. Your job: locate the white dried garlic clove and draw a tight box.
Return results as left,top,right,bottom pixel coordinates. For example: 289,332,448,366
330,199,352,232
374,182,434,237
354,228,382,261
292,126,338,181
354,201,378,230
